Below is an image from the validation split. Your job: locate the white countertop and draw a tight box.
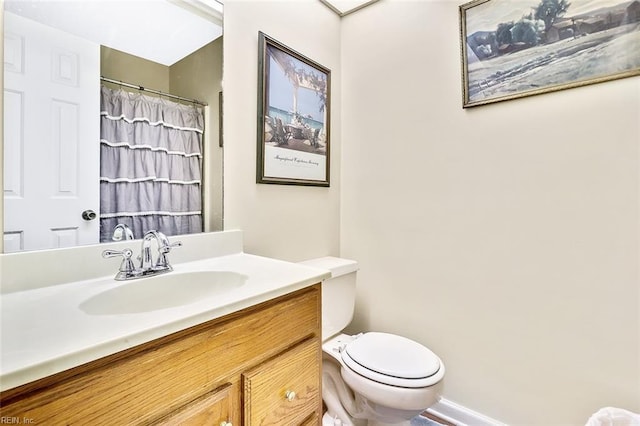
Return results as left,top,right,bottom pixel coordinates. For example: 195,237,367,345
0,251,330,392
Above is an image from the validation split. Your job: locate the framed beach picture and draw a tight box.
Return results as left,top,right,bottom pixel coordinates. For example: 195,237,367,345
257,32,331,186
459,0,640,107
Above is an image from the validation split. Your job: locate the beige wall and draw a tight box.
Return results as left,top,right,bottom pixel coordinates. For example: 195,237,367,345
170,38,224,232
223,0,342,260
340,1,640,424
101,47,170,92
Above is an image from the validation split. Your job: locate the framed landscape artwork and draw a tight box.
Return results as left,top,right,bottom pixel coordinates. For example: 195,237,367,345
257,32,331,186
459,0,640,107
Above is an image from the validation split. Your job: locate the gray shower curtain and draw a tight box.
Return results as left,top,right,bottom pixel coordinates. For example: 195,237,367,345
99,86,204,242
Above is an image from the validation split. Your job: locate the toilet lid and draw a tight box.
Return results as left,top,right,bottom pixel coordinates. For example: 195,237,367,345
341,332,441,388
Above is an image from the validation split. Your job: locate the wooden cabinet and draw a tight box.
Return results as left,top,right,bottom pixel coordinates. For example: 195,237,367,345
0,285,322,426
244,339,319,425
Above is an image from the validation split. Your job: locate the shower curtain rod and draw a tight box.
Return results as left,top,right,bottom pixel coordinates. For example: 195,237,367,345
100,76,208,107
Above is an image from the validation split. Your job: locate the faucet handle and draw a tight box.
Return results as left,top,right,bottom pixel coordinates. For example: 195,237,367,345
156,241,181,269
102,248,138,280
159,240,182,254
102,248,133,260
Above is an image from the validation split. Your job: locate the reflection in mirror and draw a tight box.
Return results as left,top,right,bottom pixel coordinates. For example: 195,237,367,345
3,0,224,253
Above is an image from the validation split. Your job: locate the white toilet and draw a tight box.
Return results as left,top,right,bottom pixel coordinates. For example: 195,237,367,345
300,257,445,426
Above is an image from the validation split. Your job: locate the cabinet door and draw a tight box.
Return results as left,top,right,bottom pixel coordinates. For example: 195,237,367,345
243,339,321,425
158,384,234,426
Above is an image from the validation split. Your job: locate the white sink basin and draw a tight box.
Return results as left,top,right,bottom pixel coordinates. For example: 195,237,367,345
79,271,248,315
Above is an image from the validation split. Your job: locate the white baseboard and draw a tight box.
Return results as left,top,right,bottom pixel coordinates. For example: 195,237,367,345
426,398,506,426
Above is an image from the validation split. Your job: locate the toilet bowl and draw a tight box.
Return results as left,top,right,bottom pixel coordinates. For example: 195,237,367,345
299,257,445,426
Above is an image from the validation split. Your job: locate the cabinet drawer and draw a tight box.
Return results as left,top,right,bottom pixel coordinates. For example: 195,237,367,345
243,339,320,425
157,383,234,426
300,412,320,425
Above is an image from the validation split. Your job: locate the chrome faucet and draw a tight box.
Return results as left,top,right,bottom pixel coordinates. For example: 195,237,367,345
102,230,182,281
140,230,182,272
111,223,134,241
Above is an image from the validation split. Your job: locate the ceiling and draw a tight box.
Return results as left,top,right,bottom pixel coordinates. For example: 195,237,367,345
3,0,377,65
3,0,223,66
320,0,380,16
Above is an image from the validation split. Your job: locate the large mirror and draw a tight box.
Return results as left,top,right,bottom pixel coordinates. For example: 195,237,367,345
2,0,224,253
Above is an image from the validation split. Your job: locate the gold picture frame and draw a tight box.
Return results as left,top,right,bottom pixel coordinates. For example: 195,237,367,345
460,0,640,107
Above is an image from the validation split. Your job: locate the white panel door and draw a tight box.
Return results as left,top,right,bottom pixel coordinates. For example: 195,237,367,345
3,12,100,252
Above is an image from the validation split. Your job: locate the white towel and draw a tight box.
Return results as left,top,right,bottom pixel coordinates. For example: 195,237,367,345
586,407,640,426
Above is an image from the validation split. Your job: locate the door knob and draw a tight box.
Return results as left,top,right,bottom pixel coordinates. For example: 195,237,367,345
82,209,97,221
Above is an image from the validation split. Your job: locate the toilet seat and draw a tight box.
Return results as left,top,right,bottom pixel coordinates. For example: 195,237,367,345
341,332,442,388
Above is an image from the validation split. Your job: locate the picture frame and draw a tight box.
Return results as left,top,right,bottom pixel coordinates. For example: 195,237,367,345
459,0,640,108
257,32,331,186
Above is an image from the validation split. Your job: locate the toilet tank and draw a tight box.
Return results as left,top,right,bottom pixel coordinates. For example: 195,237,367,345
299,257,358,341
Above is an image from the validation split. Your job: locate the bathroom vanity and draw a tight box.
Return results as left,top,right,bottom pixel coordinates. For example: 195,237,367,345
0,231,329,425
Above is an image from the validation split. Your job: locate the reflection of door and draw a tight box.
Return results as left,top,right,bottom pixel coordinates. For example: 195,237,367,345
3,13,100,252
